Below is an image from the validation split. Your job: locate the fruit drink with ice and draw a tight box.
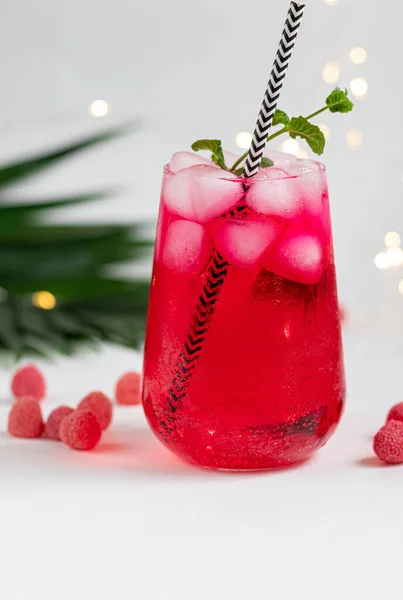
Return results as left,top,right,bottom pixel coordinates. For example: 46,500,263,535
142,150,345,469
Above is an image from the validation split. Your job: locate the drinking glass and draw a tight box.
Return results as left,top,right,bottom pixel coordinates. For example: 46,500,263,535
142,156,345,470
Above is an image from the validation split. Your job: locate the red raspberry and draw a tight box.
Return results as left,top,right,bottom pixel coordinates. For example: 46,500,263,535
11,364,46,401
45,406,74,440
387,402,403,423
8,397,45,438
78,391,112,430
59,410,102,451
115,371,141,405
373,420,403,464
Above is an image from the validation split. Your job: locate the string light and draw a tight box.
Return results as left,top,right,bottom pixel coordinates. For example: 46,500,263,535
318,123,331,140
279,139,300,155
322,61,341,84
399,280,403,296
385,231,401,249
32,291,56,310
350,78,368,97
324,0,338,5
346,128,363,151
88,100,110,118
349,46,368,65
235,132,252,149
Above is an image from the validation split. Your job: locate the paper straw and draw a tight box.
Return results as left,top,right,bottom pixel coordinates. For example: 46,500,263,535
243,1,306,178
160,1,306,436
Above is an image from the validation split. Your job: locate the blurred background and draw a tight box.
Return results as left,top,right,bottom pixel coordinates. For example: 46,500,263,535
0,0,401,359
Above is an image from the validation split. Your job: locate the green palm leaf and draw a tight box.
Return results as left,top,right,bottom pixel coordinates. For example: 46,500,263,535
0,123,152,359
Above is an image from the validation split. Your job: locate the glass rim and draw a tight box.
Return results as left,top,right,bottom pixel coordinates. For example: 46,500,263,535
164,159,326,182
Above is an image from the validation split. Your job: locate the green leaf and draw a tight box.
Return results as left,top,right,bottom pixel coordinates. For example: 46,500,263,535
260,157,274,168
0,123,152,360
191,139,227,170
0,192,111,233
0,122,141,190
272,110,290,127
326,87,354,114
288,117,326,155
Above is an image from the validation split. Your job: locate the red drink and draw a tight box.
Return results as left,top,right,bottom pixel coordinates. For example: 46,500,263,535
142,151,345,470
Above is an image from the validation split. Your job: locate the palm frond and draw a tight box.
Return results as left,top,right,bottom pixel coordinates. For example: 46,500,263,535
0,124,152,360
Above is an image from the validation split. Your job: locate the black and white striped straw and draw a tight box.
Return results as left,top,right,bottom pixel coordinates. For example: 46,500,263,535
243,0,305,178
160,0,306,434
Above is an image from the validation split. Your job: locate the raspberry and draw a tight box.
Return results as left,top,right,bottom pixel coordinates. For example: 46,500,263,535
387,402,403,423
59,410,102,451
8,397,45,438
78,391,112,430
45,406,74,440
373,420,403,464
11,364,46,401
115,371,141,405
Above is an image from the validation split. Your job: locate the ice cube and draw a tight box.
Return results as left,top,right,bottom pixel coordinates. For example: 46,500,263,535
264,229,324,285
169,151,211,174
264,149,298,169
288,160,327,217
247,168,302,220
162,220,212,276
211,217,282,268
164,165,243,222
163,170,197,221
187,165,243,222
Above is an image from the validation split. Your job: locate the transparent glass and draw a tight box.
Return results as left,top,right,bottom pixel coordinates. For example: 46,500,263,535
142,159,345,470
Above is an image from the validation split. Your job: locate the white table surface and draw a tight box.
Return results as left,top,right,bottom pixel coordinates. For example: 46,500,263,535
0,329,401,600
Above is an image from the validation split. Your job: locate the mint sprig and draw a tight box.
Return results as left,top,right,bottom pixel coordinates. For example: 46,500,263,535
192,87,354,173
288,117,325,155
191,139,227,170
272,110,290,127
326,87,354,113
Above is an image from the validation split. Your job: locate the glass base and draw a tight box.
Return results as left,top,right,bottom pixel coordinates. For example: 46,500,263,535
192,455,311,472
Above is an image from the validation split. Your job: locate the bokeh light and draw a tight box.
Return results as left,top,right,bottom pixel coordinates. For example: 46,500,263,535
32,291,56,310
350,78,368,97
318,123,331,140
349,46,368,65
346,128,363,151
88,100,110,118
385,231,401,249
280,139,300,156
296,149,309,159
322,61,341,84
235,132,252,149
374,253,389,270
386,247,403,267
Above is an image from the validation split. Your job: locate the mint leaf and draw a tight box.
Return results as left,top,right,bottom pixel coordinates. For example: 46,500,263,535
191,139,226,170
288,117,326,155
233,167,244,177
326,87,354,113
272,110,290,127
260,157,274,168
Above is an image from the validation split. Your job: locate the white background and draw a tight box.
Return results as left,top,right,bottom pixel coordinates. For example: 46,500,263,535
0,0,403,598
